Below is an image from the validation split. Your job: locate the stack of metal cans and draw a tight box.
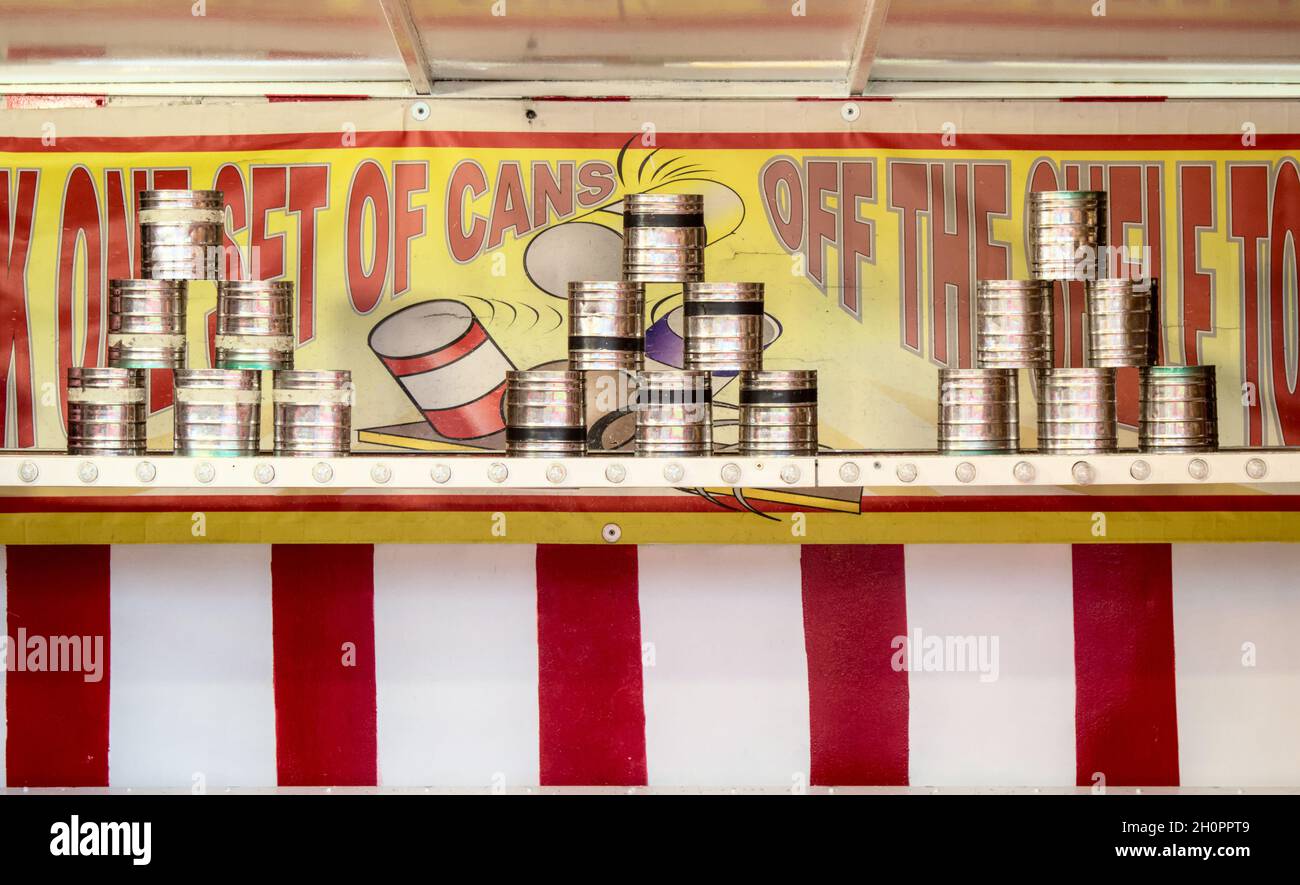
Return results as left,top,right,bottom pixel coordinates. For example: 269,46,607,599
531,191,818,460
69,189,355,458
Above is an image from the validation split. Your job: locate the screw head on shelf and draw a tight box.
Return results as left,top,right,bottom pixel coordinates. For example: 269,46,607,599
431,464,452,484
602,522,622,543
838,461,861,484
487,462,509,484
312,462,334,484
604,463,627,484
135,461,156,483
546,463,567,484
1071,461,1095,485
1188,458,1210,481
370,463,392,484
77,461,98,483
253,463,275,484
195,462,216,484
663,462,685,483
1245,457,1267,480
896,462,918,483
1130,459,1152,481
780,464,802,485
1013,461,1036,483
954,462,976,483
18,460,38,483
719,462,741,484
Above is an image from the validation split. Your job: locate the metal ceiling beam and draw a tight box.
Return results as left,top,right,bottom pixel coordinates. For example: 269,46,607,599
847,0,893,96
378,0,434,95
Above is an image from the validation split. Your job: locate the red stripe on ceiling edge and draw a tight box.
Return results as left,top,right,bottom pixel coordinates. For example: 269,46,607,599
271,544,378,786
801,544,910,786
536,544,648,786
1072,544,1180,787
1059,96,1168,102
5,545,112,787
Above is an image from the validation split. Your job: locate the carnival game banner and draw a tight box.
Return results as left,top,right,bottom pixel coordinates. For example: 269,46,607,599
1,99,1299,454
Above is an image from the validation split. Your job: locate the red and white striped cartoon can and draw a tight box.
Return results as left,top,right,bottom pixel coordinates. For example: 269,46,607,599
368,300,515,440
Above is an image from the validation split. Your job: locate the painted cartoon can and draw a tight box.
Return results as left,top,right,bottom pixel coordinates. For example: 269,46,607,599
66,367,147,456
622,193,705,283
174,368,262,457
1028,190,1107,281
107,279,188,369
683,282,764,372
139,189,225,280
738,370,817,456
634,370,712,456
273,370,353,457
368,300,514,441
1139,365,1217,452
215,280,295,370
937,368,1019,454
1084,278,1150,367
505,370,586,456
1036,367,1117,453
976,280,1053,370
568,281,645,371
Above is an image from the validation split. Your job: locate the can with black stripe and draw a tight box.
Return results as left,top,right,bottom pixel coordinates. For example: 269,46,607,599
738,370,817,456
504,370,586,456
622,193,705,283
568,281,645,370
683,282,764,372
634,370,712,456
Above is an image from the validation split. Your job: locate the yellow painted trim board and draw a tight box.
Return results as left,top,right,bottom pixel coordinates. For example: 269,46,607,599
2,511,1299,545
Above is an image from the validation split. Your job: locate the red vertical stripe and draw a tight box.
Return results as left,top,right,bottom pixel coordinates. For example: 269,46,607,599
1072,544,1180,786
271,544,377,786
536,544,647,786
801,545,910,786
5,545,111,786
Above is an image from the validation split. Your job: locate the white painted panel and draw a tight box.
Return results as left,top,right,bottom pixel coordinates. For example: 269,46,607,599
373,544,539,788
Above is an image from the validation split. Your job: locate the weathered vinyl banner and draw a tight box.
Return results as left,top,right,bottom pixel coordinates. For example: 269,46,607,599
1,100,1298,453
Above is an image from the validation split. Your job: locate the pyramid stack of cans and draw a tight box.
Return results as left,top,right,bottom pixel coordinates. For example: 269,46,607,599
505,192,818,458
941,188,1217,454
66,190,353,458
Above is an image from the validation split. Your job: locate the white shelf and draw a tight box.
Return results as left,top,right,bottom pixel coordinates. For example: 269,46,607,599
0,454,817,491
0,450,1294,492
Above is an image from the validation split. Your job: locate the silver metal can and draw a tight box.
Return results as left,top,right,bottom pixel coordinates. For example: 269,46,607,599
683,282,764,372
273,370,353,457
937,368,1019,453
634,370,712,457
976,280,1053,369
174,368,262,457
139,189,225,280
568,281,645,371
1085,278,1150,367
1037,367,1117,453
66,367,147,456
1028,190,1107,281
107,279,187,369
738,370,817,457
622,192,705,283
1139,365,1218,452
215,280,295,370
504,370,586,456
